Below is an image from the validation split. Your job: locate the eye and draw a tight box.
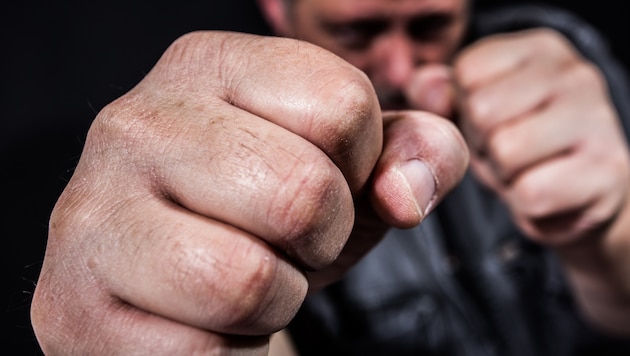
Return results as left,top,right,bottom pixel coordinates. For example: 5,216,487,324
324,19,388,51
408,13,453,41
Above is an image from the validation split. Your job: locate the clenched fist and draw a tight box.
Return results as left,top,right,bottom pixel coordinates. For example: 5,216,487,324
31,31,468,355
406,28,630,336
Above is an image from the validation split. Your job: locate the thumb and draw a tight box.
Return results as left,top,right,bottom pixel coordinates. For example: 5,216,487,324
405,64,456,118
371,111,469,228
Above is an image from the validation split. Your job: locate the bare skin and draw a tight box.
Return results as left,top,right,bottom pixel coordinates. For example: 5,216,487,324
452,29,630,335
31,0,630,354
263,0,630,338
395,20,630,340
30,31,468,355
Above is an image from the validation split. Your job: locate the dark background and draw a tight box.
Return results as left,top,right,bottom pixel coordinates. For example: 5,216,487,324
2,1,628,354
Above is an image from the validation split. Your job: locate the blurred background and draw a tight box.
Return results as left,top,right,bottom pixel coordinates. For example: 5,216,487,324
2,0,628,354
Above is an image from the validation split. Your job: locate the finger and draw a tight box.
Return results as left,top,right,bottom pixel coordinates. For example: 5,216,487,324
458,57,556,143
96,95,355,270
122,31,381,269
455,29,576,151
468,153,505,194
146,31,383,194
82,195,308,336
506,151,626,243
33,286,269,355
455,28,574,90
469,59,615,181
483,100,577,181
371,111,469,228
405,64,456,118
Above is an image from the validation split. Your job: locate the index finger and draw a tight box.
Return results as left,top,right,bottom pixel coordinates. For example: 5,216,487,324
454,28,574,90
146,31,383,194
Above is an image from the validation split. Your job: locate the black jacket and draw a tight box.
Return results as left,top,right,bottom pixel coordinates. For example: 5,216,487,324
287,5,630,356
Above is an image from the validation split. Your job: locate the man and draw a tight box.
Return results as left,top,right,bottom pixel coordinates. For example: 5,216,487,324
30,0,630,355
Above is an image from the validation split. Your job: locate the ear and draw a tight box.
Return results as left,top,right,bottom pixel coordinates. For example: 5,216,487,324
257,0,293,36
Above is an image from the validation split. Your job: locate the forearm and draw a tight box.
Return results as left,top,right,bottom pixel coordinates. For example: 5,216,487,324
556,194,630,337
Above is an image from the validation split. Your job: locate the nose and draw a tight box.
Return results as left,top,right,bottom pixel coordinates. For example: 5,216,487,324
376,32,416,89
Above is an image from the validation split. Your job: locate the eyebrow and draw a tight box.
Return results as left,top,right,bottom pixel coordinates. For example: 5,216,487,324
408,12,454,37
320,11,454,36
320,17,390,35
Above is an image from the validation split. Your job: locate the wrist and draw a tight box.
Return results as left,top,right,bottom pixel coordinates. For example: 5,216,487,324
554,196,630,337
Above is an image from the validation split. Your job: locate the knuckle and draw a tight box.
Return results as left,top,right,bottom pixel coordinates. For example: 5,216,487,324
513,178,549,217
568,61,605,90
91,92,180,164
528,28,573,59
31,270,99,355
464,93,493,132
314,69,379,151
91,95,148,152
221,247,280,330
530,28,564,48
487,130,518,172
268,155,352,268
157,31,216,77
168,235,283,332
453,55,477,89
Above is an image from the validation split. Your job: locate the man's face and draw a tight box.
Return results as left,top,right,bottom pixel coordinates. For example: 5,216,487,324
285,0,469,110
